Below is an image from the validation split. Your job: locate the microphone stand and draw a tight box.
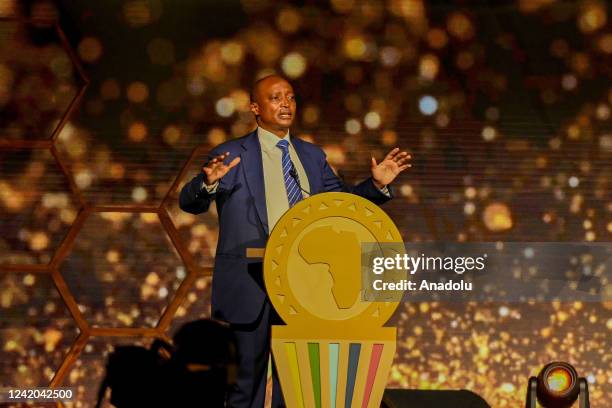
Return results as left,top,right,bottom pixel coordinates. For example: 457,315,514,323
289,166,312,197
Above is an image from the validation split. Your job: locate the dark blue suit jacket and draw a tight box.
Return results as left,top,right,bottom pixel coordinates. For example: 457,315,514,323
179,131,391,324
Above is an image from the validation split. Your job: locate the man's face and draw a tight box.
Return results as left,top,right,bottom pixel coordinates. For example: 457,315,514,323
250,77,296,134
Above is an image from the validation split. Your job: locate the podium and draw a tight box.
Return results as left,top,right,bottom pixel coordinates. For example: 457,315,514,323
249,192,405,408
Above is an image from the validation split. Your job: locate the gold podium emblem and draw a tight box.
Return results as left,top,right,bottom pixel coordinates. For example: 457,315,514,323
264,192,404,408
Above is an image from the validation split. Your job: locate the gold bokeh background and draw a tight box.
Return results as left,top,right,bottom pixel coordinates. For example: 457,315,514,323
0,0,610,406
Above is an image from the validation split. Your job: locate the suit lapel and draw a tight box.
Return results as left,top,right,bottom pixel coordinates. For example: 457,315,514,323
291,136,320,194
240,131,269,234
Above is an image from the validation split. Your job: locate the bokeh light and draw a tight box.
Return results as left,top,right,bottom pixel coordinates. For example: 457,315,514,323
331,0,355,14
31,0,58,27
547,367,573,393
447,12,475,41
481,126,497,141
302,105,319,125
276,7,301,33
381,130,398,146
577,1,607,33
162,125,181,145
123,0,161,28
427,28,448,49
77,37,103,63
380,46,402,67
126,81,149,103
345,118,361,134
419,95,438,115
221,41,245,65
281,52,307,78
207,127,227,146
344,34,368,60
597,33,612,53
364,111,381,129
128,121,147,142
245,26,282,65
483,202,513,232
0,0,16,17
419,54,439,80
215,97,235,118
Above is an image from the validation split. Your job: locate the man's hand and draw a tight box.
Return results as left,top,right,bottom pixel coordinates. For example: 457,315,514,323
202,152,241,186
371,147,411,189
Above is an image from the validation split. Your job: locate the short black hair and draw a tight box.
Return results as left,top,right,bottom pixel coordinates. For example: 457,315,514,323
249,74,290,103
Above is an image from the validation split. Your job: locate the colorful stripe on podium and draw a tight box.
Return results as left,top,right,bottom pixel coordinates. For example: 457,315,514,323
274,336,395,408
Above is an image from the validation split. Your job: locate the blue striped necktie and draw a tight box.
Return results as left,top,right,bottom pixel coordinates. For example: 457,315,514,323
276,139,303,207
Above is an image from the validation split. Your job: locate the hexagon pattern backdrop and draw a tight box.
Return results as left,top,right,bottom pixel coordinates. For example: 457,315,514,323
0,1,610,407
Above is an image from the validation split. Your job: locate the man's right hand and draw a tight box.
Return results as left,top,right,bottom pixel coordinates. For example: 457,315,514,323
202,152,241,186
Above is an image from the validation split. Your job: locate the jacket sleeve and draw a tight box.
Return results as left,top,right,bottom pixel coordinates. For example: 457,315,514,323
320,152,392,206
178,148,222,214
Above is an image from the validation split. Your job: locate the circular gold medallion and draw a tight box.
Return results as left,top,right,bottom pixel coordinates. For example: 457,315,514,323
264,192,404,328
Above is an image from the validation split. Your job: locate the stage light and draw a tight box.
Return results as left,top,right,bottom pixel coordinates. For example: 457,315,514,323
525,361,590,408
546,366,572,393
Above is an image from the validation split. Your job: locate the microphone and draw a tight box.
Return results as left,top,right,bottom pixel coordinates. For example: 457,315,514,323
289,165,312,196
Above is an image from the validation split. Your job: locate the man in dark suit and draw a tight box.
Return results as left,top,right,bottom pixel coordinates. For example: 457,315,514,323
179,75,411,408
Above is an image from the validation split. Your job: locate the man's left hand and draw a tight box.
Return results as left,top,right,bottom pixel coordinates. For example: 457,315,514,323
371,147,412,189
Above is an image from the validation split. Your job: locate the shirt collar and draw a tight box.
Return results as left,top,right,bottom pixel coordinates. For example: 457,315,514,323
257,126,290,153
